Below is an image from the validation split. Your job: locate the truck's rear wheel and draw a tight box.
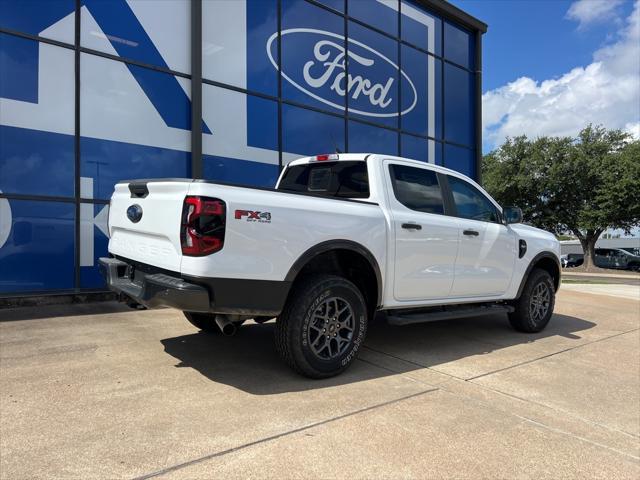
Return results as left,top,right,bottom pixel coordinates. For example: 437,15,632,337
275,274,368,378
509,268,555,333
183,312,220,333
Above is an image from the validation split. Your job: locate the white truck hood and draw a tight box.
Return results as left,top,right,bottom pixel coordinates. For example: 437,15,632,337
510,223,561,257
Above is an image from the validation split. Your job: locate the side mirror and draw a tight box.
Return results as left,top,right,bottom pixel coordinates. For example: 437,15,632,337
503,207,523,224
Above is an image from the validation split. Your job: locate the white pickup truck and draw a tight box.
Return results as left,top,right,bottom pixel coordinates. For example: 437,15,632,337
100,153,561,378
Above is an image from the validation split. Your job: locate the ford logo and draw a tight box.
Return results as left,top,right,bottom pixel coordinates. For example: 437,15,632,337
267,28,417,118
126,204,143,223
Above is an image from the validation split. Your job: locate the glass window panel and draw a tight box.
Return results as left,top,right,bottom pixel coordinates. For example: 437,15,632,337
444,63,474,148
444,143,475,179
202,84,279,187
79,202,110,289
0,199,75,292
279,161,369,198
400,45,441,138
348,121,398,156
401,134,427,163
281,0,345,111
203,0,278,96
448,175,499,222
401,0,441,55
80,54,191,200
203,156,280,188
282,104,345,156
389,164,444,215
317,0,344,12
444,20,474,69
348,21,399,128
433,140,443,165
0,37,75,197
0,0,74,45
349,0,398,37
81,0,190,74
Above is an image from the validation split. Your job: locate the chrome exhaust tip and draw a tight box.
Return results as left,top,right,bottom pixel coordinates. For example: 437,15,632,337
215,315,237,336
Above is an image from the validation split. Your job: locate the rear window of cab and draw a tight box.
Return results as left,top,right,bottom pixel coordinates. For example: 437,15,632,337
278,161,369,199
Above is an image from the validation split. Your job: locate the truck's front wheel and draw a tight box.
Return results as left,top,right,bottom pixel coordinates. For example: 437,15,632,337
275,274,368,378
509,268,555,333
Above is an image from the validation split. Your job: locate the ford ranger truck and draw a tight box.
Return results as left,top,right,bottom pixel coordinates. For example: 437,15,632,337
100,153,561,378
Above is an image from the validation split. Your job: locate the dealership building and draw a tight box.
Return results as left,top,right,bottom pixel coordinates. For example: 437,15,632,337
0,0,486,296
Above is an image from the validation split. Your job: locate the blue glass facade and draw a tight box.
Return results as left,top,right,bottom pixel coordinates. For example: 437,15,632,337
0,0,484,295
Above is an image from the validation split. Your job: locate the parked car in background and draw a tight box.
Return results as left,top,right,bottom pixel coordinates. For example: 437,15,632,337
561,249,640,271
562,253,584,268
595,248,640,271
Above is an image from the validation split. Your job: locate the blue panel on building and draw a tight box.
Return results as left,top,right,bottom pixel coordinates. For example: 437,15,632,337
0,0,484,295
0,126,75,197
0,200,75,293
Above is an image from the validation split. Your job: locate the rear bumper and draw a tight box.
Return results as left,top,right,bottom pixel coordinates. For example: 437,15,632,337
99,257,290,316
99,257,210,312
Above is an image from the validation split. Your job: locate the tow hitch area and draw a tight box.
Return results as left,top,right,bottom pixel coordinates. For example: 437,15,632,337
99,257,210,312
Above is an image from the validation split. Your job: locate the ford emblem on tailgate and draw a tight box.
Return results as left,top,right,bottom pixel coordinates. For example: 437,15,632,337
127,204,143,223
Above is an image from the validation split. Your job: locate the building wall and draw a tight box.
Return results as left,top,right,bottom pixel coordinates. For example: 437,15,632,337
0,0,482,295
560,238,640,256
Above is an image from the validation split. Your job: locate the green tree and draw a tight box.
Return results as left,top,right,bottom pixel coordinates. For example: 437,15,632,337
483,125,640,269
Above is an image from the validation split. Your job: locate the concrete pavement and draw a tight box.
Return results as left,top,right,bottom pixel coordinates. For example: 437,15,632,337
1,289,638,479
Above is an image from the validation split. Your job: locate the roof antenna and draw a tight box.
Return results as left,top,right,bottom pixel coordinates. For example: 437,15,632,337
329,132,343,154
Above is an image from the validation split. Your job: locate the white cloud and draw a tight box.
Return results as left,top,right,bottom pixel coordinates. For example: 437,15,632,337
483,0,640,150
624,121,640,139
566,0,624,29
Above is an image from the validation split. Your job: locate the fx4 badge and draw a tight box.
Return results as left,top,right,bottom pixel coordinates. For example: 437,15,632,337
235,210,272,223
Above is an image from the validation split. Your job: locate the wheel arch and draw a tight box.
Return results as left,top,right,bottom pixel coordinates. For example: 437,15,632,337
284,240,383,313
516,252,561,298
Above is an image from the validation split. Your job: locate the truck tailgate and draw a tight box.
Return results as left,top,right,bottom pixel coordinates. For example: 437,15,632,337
108,180,191,272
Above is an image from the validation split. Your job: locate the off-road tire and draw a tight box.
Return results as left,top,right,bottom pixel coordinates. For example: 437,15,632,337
509,268,555,333
275,274,368,379
183,312,220,333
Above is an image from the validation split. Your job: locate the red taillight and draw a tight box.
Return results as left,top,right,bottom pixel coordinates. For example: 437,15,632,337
181,196,226,256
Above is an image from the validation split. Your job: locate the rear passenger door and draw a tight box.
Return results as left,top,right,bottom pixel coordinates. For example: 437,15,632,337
385,163,460,301
446,175,516,297
594,249,612,268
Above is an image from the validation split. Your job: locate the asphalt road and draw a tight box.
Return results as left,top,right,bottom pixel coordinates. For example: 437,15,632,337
1,288,639,479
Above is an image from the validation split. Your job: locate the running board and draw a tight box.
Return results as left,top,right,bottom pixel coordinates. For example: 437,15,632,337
386,304,514,326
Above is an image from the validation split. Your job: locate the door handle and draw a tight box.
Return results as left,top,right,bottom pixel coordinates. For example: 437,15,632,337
463,229,479,236
401,223,422,230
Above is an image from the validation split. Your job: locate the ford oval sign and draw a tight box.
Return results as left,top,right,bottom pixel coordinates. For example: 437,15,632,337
127,204,143,223
267,28,417,118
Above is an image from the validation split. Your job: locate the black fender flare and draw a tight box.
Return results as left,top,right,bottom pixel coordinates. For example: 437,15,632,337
284,240,383,306
516,251,561,298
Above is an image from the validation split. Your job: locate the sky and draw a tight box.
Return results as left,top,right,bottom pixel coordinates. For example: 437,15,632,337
450,0,640,152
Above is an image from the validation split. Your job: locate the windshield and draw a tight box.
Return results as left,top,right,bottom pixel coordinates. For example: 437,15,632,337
278,161,369,199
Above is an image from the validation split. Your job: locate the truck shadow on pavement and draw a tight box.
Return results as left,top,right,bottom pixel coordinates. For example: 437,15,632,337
160,312,595,395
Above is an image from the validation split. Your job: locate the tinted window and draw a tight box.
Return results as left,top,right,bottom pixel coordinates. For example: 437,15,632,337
444,63,474,148
389,165,444,215
278,161,369,198
444,21,474,69
448,176,499,223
